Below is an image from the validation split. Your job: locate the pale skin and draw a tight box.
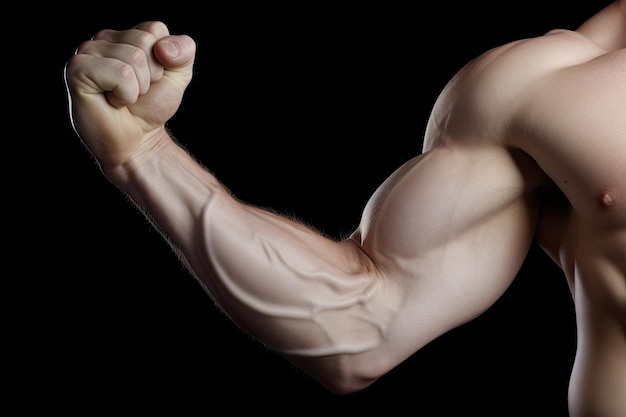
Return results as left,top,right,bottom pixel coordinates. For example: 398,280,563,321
64,1,625,416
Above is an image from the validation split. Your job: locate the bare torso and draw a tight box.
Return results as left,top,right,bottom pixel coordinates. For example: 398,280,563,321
423,28,626,417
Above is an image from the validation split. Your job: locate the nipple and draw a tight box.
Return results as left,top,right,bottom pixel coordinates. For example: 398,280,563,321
599,192,616,208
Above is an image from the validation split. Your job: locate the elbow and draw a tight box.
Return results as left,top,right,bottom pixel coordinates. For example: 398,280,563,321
321,374,379,396
293,351,390,395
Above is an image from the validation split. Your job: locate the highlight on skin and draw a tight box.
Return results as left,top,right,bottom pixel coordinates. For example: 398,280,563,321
201,191,397,357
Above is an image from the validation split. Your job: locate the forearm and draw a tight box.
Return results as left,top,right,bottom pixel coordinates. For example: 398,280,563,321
105,130,226,257
102,129,396,369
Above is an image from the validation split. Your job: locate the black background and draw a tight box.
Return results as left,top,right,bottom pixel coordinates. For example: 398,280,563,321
14,1,612,415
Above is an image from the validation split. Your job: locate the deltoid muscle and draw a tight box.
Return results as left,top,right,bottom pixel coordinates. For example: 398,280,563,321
200,192,394,357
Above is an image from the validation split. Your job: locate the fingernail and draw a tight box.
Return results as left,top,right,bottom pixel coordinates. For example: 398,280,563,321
161,41,179,58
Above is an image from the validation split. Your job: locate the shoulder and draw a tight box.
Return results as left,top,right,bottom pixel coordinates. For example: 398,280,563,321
472,30,604,81
465,29,607,122
424,29,608,150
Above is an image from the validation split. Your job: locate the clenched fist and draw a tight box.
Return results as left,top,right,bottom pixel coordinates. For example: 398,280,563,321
64,21,196,174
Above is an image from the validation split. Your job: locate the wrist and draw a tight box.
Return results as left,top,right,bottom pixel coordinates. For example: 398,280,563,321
102,127,176,188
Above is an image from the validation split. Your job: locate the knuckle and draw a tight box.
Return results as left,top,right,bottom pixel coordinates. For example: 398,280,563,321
135,21,170,38
75,38,104,55
132,29,158,50
128,46,149,67
92,28,114,41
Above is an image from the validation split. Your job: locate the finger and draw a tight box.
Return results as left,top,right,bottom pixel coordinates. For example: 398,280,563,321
153,34,196,72
65,53,142,109
133,21,171,38
75,39,153,96
92,22,170,83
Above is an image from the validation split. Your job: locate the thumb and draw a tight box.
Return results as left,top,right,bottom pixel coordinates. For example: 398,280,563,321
154,34,196,86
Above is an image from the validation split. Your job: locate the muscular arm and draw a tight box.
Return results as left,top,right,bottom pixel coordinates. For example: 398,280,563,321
113,131,399,393
66,20,544,395
65,22,403,392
